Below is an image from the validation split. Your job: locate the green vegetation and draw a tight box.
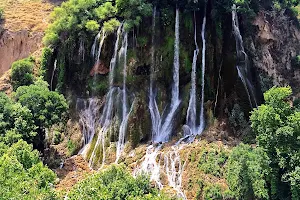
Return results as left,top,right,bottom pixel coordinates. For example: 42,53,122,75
0,8,4,21
67,165,168,199
226,144,269,199
15,78,68,131
250,86,300,199
40,47,54,78
198,144,229,177
0,92,36,144
44,0,152,46
11,58,34,90
0,140,56,199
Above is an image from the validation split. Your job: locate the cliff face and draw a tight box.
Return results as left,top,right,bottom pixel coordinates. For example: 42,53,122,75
248,10,300,94
0,30,43,76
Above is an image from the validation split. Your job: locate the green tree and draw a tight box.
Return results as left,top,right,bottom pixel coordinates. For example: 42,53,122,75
0,92,37,144
0,140,56,199
251,86,300,199
11,58,34,90
226,144,269,200
14,79,68,130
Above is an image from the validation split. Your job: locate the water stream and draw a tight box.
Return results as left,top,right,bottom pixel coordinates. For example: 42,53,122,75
154,8,181,143
232,4,257,108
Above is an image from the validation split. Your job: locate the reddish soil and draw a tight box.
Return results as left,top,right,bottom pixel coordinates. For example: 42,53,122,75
55,155,92,192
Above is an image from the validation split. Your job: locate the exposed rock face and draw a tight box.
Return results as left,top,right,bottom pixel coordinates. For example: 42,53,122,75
89,61,110,76
0,30,43,76
249,10,300,92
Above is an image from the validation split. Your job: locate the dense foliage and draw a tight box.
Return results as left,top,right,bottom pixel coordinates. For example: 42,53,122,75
226,144,269,199
11,58,34,90
67,165,167,199
250,86,300,199
0,92,37,144
43,0,152,46
15,78,68,130
0,140,56,199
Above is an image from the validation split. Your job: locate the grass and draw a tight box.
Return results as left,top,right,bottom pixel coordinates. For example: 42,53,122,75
0,0,54,32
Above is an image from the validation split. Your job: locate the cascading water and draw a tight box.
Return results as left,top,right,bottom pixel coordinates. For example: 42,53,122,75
199,9,207,134
149,6,161,141
91,30,106,62
232,4,257,108
88,25,123,167
135,142,187,199
134,145,163,189
116,31,130,163
50,59,57,91
164,145,187,199
184,12,199,137
76,98,101,156
154,8,181,143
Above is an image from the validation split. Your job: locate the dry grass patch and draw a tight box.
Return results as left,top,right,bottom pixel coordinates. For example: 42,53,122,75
0,0,54,32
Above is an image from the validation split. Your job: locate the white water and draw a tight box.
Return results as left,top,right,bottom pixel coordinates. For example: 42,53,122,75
135,143,187,199
50,59,57,91
185,13,199,136
88,25,123,167
232,5,257,108
164,146,187,199
149,6,161,141
154,8,181,143
135,145,163,189
199,11,207,134
79,38,85,61
116,31,130,163
91,30,106,62
77,98,101,156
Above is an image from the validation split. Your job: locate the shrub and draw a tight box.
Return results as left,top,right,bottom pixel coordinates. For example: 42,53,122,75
11,59,34,90
85,20,100,32
67,165,167,199
203,184,223,200
15,79,68,130
40,47,53,77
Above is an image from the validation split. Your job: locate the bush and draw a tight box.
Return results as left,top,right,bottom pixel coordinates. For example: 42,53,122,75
40,47,53,78
85,20,100,32
67,165,167,199
292,55,300,68
203,184,223,200
11,59,34,90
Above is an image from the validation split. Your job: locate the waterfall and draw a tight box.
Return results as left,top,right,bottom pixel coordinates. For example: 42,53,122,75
154,8,181,143
185,12,199,136
76,98,101,156
50,59,57,91
88,25,123,168
164,146,187,199
91,30,106,62
135,143,187,199
134,145,163,189
232,4,257,108
149,6,161,141
116,31,130,163
199,9,207,133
